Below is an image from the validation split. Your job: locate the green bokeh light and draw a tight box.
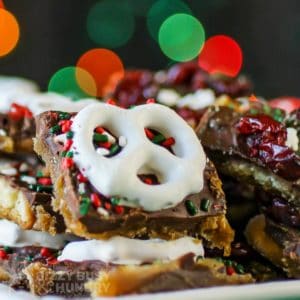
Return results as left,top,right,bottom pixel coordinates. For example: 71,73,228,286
48,66,96,101
159,14,205,62
147,0,192,40
87,0,135,48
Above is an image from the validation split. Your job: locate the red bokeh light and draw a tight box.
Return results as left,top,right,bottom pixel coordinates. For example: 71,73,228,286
77,48,124,98
198,35,243,77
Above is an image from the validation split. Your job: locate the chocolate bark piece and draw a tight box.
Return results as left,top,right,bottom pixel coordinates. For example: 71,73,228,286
197,106,300,209
0,247,252,297
245,214,300,278
34,110,234,254
86,255,254,297
0,107,36,154
0,156,65,234
0,245,105,297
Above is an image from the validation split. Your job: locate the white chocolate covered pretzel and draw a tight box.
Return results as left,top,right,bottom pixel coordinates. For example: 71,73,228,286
71,103,206,211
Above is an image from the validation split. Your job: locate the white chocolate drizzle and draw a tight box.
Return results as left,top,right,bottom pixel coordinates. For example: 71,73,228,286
0,220,77,249
70,103,206,211
58,236,204,264
0,92,98,116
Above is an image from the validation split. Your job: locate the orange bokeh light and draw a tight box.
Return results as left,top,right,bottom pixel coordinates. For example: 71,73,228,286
0,8,20,56
76,48,124,97
198,35,243,77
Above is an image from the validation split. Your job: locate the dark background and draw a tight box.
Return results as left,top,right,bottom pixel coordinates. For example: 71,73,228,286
1,0,300,98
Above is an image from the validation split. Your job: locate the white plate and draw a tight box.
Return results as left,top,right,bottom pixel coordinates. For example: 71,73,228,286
0,280,300,300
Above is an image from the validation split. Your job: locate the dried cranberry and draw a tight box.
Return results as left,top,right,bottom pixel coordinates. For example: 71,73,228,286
236,114,300,180
112,70,155,108
167,61,202,86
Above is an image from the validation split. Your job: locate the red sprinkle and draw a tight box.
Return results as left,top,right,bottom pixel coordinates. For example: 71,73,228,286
106,99,117,106
59,120,72,133
38,177,52,186
47,256,58,265
114,205,124,214
62,157,74,169
162,137,175,147
0,250,8,260
99,141,112,149
63,139,73,151
143,177,153,185
145,128,154,139
146,98,156,104
77,172,88,183
104,202,112,210
95,127,105,134
226,266,235,276
91,193,102,208
9,103,33,121
40,247,51,258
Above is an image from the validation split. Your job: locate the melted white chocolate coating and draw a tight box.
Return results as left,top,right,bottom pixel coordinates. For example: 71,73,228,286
58,236,204,264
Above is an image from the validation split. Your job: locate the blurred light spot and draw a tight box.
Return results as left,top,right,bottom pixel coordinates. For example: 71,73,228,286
147,0,192,40
198,35,243,77
159,14,205,62
87,0,135,48
0,8,20,56
125,0,155,17
48,66,97,100
0,1,5,9
77,48,125,97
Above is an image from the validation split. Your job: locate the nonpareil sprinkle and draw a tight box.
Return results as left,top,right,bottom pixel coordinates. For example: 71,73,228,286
50,125,61,134
93,133,109,143
185,200,198,216
79,197,91,216
152,134,165,144
200,198,210,212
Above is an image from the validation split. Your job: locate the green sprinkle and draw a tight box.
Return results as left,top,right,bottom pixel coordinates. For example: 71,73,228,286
110,144,120,156
66,131,74,139
36,185,53,193
236,264,245,274
66,151,73,158
93,133,108,143
3,246,12,254
28,184,37,191
224,259,233,267
200,198,210,212
273,108,284,122
25,255,33,262
80,197,91,216
111,197,120,205
196,255,204,262
58,112,71,120
185,200,198,216
61,151,67,157
129,105,136,109
36,170,44,178
152,134,165,144
249,108,258,115
50,125,61,134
